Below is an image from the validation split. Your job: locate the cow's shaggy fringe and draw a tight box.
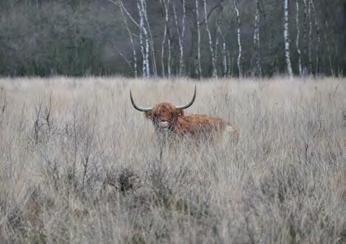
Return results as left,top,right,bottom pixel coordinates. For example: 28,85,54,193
0,77,345,243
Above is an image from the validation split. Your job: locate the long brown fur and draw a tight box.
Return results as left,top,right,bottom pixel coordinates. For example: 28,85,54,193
145,102,239,142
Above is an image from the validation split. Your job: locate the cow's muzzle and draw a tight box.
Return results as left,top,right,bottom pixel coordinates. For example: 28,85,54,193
158,121,170,129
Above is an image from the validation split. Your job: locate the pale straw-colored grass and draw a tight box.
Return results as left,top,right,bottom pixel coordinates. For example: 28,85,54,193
0,77,345,243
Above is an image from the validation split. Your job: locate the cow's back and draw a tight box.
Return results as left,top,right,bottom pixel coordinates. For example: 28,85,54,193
176,114,225,135
175,114,239,143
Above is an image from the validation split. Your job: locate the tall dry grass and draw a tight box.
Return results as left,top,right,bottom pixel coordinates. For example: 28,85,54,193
0,77,345,243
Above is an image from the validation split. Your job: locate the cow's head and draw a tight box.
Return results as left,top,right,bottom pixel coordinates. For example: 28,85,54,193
130,86,196,131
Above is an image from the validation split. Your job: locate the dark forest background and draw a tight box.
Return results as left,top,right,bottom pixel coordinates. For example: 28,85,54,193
0,0,344,78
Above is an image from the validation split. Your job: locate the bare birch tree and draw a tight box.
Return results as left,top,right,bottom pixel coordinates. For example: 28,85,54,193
233,0,242,77
137,0,150,77
284,0,293,77
195,0,202,78
215,30,220,74
142,0,157,76
118,1,138,77
172,0,186,76
302,0,309,74
5,0,343,77
296,0,302,76
107,0,139,76
222,37,228,77
203,0,217,77
160,0,170,77
308,0,313,73
322,19,335,75
253,0,262,76
216,17,228,77
311,0,321,74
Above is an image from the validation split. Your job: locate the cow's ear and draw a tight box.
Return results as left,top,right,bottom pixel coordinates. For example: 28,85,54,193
144,111,153,119
176,109,184,117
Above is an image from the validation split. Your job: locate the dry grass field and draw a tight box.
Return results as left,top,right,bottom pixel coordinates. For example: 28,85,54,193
0,77,345,243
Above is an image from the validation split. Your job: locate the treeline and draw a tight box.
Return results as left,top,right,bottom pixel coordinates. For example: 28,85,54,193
0,0,344,77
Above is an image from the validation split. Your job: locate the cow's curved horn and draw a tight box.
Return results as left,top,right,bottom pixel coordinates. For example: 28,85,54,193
176,85,196,110
130,90,152,112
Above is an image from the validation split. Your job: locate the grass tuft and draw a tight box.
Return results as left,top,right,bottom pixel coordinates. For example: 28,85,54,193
0,77,344,243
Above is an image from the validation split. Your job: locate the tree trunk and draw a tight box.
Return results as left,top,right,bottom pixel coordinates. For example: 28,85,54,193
323,19,334,75
295,0,302,76
181,0,186,76
195,0,202,78
253,0,262,76
172,0,185,76
302,0,309,75
307,0,312,73
311,0,321,74
141,0,157,76
234,0,242,77
215,32,219,74
160,0,169,77
137,0,150,77
167,34,172,77
119,0,137,77
284,0,293,77
217,19,228,77
203,0,217,77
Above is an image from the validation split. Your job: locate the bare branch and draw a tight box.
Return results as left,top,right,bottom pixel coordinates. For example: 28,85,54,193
107,0,140,28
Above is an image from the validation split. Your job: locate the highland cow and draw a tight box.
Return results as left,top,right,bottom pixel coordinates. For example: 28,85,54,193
130,86,239,142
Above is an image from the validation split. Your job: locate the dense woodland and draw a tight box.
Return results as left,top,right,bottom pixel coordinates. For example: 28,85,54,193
0,0,344,77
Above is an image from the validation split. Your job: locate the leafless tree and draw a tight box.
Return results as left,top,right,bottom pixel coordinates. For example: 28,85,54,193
195,0,202,78
203,0,217,77
253,0,262,76
233,0,242,77
308,0,313,73
216,15,228,77
2,0,343,77
296,0,302,76
142,0,158,76
284,0,293,77
172,0,186,76
160,0,170,77
311,0,321,74
137,0,150,77
119,0,138,77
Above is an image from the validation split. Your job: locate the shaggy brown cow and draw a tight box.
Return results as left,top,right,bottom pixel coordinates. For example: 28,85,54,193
130,86,239,142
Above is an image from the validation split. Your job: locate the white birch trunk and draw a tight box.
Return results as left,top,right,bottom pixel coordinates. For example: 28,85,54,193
296,0,302,76
284,0,293,77
223,42,228,76
253,0,262,76
181,0,186,75
203,0,217,77
308,0,312,73
195,0,202,78
161,0,168,77
141,0,156,76
137,1,145,76
227,50,232,76
115,1,139,28
323,20,334,75
302,0,308,75
167,36,171,77
144,30,150,77
137,0,150,77
234,0,242,77
173,0,185,76
217,21,228,77
119,1,137,77
215,32,219,74
311,0,321,74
